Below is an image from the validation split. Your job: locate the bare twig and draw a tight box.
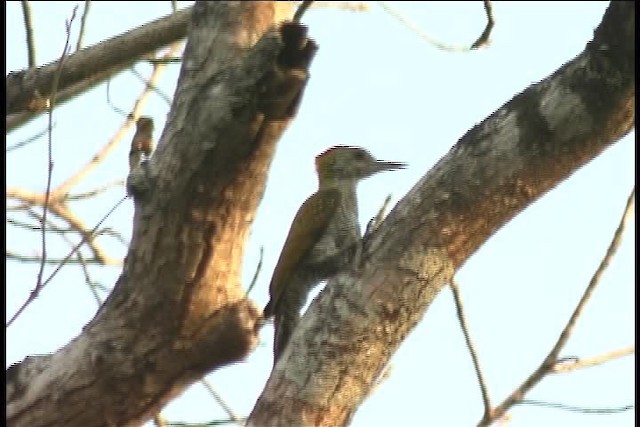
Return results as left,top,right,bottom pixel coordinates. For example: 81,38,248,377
516,400,634,414
451,281,492,419
200,378,242,425
470,0,495,49
6,125,54,152
36,6,77,295
378,1,493,52
6,252,109,265
552,345,634,373
479,187,635,426
106,78,130,117
129,66,172,105
8,216,68,234
365,193,392,236
68,235,103,305
246,246,264,295
65,180,126,201
7,195,127,328
293,0,314,22
76,0,92,52
7,189,120,264
170,0,178,13
311,1,369,12
20,0,36,68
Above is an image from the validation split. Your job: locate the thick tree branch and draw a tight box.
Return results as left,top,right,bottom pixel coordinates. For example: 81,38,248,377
249,2,634,425
6,6,192,131
7,2,317,426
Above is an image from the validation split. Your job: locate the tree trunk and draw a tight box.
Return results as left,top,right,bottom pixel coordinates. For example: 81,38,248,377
6,2,317,425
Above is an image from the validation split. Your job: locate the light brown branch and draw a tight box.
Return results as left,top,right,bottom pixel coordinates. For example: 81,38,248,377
479,187,635,426
552,345,635,373
201,379,242,425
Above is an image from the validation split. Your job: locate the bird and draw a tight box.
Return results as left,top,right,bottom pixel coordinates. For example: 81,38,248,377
263,145,406,363
128,117,154,171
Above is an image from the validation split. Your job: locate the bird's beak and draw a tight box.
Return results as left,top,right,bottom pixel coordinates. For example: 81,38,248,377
373,160,407,173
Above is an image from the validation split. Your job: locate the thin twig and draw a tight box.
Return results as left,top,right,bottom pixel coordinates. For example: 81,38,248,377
6,125,54,152
479,187,635,426
130,66,172,105
200,378,242,425
552,345,634,373
20,0,36,68
7,195,127,328
7,189,120,264
105,78,130,117
8,216,69,234
170,0,178,13
65,180,125,201
246,246,264,295
76,0,92,52
378,1,493,52
516,400,634,414
68,235,103,305
6,252,111,265
451,281,492,419
293,0,314,22
365,193,392,236
470,0,495,50
311,1,369,12
35,6,78,296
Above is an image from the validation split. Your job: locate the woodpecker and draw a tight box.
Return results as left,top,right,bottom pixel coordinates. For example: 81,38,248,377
128,117,154,171
263,146,406,362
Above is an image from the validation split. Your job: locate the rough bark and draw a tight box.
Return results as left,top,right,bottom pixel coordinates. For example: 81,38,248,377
6,6,193,131
248,2,634,426
6,2,317,426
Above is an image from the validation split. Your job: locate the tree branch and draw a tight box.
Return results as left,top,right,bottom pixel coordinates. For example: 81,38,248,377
6,6,192,130
249,2,634,425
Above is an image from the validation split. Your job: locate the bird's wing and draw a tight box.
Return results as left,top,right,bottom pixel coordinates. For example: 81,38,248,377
264,188,341,317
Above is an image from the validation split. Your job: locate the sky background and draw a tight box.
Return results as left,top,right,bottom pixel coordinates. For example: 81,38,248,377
6,1,634,426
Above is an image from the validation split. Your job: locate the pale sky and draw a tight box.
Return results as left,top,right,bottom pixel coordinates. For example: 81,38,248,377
6,2,634,426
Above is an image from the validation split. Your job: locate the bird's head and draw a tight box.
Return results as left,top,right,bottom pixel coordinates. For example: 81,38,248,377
315,146,406,182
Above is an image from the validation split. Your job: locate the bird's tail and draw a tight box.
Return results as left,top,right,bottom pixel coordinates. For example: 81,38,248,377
273,312,299,364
